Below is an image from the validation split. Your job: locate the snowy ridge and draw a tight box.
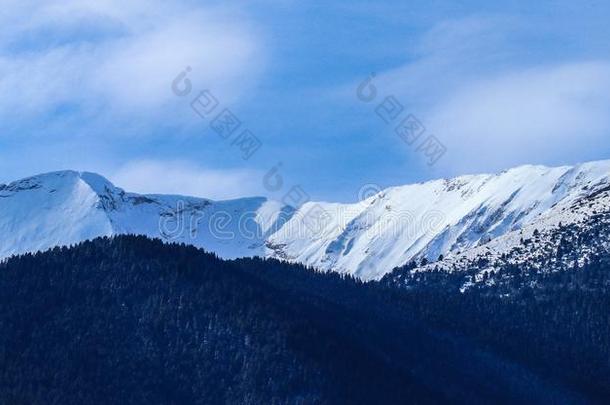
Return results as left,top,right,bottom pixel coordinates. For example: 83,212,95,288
0,171,283,261
0,160,609,280
407,171,610,284
386,186,610,292
268,160,610,279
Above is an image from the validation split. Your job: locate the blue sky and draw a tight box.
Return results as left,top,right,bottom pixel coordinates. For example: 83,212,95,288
1,0,610,202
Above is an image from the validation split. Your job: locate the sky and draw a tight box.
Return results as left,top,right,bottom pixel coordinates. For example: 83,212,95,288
1,0,610,202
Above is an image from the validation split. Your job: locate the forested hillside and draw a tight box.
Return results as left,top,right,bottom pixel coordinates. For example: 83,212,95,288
0,236,608,404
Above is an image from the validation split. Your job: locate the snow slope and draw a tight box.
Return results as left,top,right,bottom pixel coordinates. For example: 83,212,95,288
0,171,288,260
1,160,609,280
409,166,610,280
267,160,610,279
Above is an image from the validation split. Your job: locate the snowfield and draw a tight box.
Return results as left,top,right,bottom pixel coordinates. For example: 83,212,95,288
0,160,609,280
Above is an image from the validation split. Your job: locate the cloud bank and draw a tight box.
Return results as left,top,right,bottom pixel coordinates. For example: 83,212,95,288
0,0,265,134
112,160,264,201
364,16,610,174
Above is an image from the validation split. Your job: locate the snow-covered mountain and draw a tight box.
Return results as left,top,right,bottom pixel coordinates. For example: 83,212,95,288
385,175,610,291
0,171,288,261
1,160,609,280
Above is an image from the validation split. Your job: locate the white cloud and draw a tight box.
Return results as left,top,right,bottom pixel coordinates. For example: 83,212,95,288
0,0,265,131
112,160,265,200
428,61,610,171
360,16,610,172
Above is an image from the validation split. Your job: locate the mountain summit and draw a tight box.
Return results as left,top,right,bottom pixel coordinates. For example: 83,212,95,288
1,161,609,280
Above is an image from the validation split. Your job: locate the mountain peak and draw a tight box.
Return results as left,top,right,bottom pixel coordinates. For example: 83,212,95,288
0,159,609,280
78,172,123,197
0,170,123,199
